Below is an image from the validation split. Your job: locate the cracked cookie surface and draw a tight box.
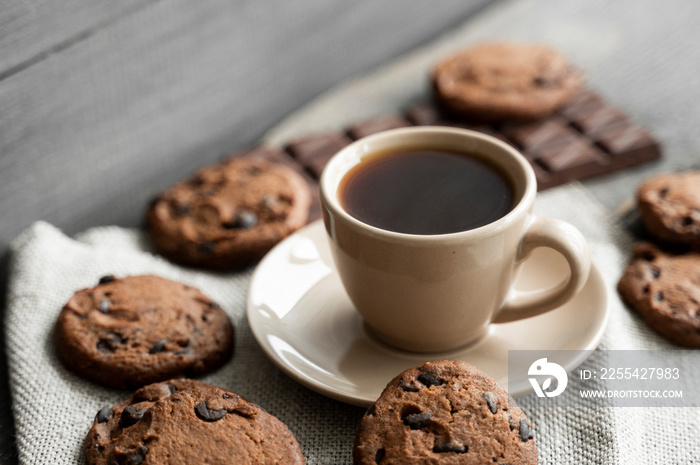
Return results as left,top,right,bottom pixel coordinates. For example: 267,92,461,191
54,275,234,389
84,379,304,465
147,155,311,270
432,42,584,122
618,243,700,347
353,360,537,465
637,171,700,246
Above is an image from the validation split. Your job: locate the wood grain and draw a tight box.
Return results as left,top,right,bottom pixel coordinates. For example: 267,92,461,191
0,0,148,77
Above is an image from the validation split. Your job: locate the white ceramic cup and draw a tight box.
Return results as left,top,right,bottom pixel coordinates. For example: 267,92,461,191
320,126,591,353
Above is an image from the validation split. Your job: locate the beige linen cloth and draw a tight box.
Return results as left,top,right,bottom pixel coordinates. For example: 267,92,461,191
7,0,699,463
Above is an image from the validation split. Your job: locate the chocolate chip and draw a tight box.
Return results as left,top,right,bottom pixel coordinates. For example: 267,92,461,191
649,266,661,279
655,291,665,302
533,76,550,87
95,407,113,423
96,333,122,353
659,187,669,198
519,418,533,441
433,443,468,453
683,216,694,226
198,241,216,254
375,448,386,463
403,412,432,429
417,372,443,387
508,415,516,431
117,445,148,465
166,384,177,395
399,381,419,392
195,401,227,422
149,340,168,354
223,210,258,229
98,299,110,314
642,284,650,295
207,301,222,310
260,195,277,208
96,340,113,353
174,348,192,355
173,204,191,217
119,405,147,428
483,393,498,414
98,275,115,285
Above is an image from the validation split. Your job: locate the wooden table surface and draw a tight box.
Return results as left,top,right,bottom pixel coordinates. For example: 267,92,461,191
0,1,496,462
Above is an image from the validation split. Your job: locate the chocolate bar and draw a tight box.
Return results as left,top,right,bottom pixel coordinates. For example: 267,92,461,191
346,115,411,140
237,86,661,225
285,133,351,179
405,88,661,190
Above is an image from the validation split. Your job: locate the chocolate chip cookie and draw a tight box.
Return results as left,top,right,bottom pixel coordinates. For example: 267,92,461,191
147,154,311,270
637,171,700,246
432,42,584,122
54,275,234,388
353,360,537,464
618,243,700,347
84,379,305,465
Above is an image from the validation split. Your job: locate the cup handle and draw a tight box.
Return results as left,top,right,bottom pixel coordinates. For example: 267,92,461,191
492,217,591,324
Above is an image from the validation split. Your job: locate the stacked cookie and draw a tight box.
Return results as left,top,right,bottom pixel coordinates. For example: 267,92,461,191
618,172,700,347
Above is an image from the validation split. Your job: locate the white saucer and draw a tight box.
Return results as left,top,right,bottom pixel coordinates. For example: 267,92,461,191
247,220,610,407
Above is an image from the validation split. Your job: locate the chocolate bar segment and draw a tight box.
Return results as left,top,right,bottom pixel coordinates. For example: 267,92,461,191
567,102,626,135
500,117,575,152
405,104,442,126
593,122,661,169
346,115,411,140
285,132,352,179
406,105,512,145
531,136,609,180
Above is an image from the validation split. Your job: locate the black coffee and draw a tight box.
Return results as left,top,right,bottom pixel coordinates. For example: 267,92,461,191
339,149,514,235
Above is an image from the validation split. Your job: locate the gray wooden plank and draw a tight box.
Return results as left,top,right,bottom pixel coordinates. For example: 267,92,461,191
0,0,493,251
0,0,148,77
